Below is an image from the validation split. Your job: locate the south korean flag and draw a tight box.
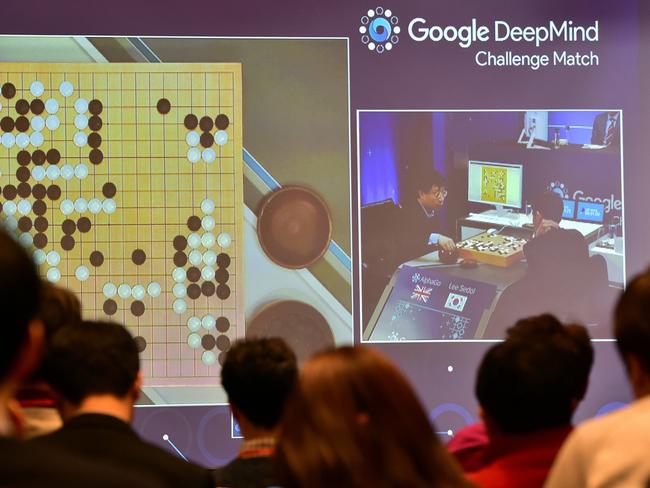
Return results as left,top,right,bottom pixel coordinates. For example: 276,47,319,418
444,293,467,312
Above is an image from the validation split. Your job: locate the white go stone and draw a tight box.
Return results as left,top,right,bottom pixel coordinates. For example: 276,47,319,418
46,115,60,131
2,201,17,215
17,199,31,215
187,316,201,332
201,199,215,214
46,267,61,283
74,198,88,213
201,314,216,330
88,198,102,214
187,333,201,349
59,81,74,97
32,166,46,181
61,164,74,180
185,131,199,146
202,148,216,164
173,298,187,314
201,215,215,231
172,283,186,298
74,114,88,130
30,80,45,97
201,233,215,248
1,133,15,149
74,98,88,114
202,250,217,267
103,282,117,298
188,249,202,266
3,216,17,230
75,265,90,281
46,251,61,267
147,282,162,297
74,163,89,179
102,199,117,214
30,131,44,147
215,130,228,145
44,98,59,114
202,351,217,366
187,147,201,164
46,165,60,181
118,284,132,299
73,131,88,147
201,266,215,281
16,133,30,148
132,284,146,300
59,198,74,215
33,249,47,265
19,233,33,247
187,232,201,249
217,232,232,248
31,116,45,131
172,267,186,283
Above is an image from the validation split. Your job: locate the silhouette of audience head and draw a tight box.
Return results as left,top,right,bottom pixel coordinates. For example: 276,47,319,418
614,268,650,398
44,320,141,410
276,346,469,488
221,338,297,433
29,283,81,383
0,228,43,389
476,314,593,435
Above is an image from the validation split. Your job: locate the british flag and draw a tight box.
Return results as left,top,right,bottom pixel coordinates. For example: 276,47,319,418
411,284,432,303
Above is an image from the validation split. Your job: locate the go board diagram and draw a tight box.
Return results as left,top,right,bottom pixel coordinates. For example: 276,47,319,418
480,165,507,204
0,63,244,402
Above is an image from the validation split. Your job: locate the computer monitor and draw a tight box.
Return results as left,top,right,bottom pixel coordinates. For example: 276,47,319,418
576,201,605,223
468,160,523,212
562,199,576,220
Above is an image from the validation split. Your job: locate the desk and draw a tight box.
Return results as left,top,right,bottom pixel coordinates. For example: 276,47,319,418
458,211,603,242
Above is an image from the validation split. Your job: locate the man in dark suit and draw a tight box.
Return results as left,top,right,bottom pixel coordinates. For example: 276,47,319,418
213,338,298,488
361,168,456,325
591,111,620,147
0,228,159,488
30,320,213,488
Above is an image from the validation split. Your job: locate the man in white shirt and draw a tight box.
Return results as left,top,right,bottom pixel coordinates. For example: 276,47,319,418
545,268,650,488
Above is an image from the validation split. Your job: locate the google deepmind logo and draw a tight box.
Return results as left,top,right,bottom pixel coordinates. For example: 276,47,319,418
360,7,400,54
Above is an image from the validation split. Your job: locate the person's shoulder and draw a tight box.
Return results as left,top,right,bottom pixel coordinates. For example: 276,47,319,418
569,399,650,449
0,437,163,488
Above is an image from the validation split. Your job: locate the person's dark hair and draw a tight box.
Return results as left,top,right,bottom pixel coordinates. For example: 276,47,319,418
43,320,139,405
31,283,82,382
413,168,446,195
615,268,650,373
276,346,469,488
0,227,42,381
532,191,563,223
477,314,593,434
221,338,297,429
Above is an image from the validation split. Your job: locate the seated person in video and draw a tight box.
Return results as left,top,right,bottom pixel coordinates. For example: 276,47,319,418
486,191,607,338
361,168,456,323
591,111,620,147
